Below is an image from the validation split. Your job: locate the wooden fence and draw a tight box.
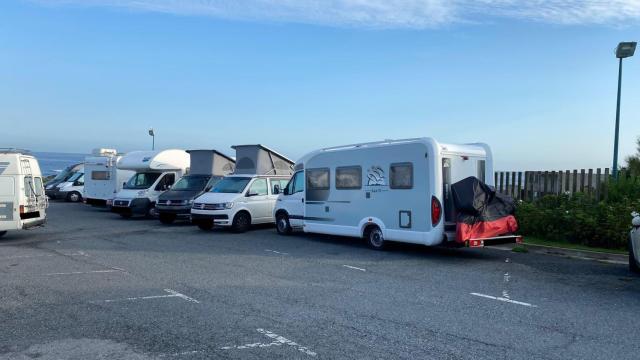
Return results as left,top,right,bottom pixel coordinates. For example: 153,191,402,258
493,168,615,201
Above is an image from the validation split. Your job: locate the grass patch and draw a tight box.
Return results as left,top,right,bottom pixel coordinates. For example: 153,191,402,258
523,236,627,255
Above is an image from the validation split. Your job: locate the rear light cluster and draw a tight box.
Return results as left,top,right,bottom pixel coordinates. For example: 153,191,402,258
431,196,442,227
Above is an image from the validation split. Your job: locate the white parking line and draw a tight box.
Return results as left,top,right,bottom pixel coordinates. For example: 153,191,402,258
342,265,366,272
470,292,537,308
0,251,89,260
220,328,316,357
265,249,289,255
97,289,200,304
42,269,122,276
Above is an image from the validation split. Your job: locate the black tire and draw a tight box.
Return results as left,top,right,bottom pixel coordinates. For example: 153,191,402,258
145,205,157,219
119,213,133,219
232,212,251,233
0,231,7,238
276,213,292,235
629,236,640,274
197,220,214,231
365,225,386,250
159,213,176,225
67,191,82,203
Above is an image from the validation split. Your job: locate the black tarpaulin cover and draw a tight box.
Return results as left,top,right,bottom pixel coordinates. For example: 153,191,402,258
451,176,518,242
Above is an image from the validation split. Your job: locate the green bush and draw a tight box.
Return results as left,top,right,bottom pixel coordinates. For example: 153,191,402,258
516,177,640,249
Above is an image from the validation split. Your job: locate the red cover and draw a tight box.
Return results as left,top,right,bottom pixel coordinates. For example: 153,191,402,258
456,215,519,242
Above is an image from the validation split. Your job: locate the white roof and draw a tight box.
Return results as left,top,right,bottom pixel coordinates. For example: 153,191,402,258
117,150,190,171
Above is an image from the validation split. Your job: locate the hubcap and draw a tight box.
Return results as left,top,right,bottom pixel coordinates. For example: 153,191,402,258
370,229,384,247
70,193,79,202
278,218,287,232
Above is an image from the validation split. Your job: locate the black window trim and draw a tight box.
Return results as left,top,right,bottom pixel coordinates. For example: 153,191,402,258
390,162,414,189
306,167,330,191
335,165,362,190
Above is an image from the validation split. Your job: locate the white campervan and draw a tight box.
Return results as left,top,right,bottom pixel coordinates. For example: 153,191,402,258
0,150,47,237
274,138,518,249
110,150,190,218
54,165,85,202
84,149,135,206
191,145,293,232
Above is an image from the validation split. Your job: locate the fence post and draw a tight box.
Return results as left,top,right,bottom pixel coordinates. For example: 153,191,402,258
536,171,542,199
565,170,570,194
595,168,601,201
499,172,504,193
572,170,578,194
587,169,593,196
517,171,523,200
604,168,610,200
494,172,498,190
505,172,510,196
511,172,516,198
580,169,586,193
542,171,548,194
558,170,564,194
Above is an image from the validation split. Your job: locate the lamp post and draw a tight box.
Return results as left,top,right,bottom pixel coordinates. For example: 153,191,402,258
148,128,155,150
612,41,636,178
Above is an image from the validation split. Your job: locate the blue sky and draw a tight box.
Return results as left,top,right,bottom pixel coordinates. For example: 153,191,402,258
1,1,639,171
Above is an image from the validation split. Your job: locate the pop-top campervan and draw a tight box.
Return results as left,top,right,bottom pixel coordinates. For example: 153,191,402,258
191,145,293,232
84,149,135,206
156,149,235,224
110,150,190,218
0,149,47,237
273,138,521,250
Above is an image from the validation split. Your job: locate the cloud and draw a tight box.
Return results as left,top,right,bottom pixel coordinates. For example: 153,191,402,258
32,0,640,28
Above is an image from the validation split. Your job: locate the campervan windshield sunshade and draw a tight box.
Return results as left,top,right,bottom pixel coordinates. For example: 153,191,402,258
451,176,518,242
172,175,211,191
211,177,251,193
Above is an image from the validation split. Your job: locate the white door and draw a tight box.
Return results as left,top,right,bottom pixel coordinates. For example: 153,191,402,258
281,171,305,228
245,178,270,222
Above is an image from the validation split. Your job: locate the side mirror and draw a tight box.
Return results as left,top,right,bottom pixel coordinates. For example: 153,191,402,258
123,182,127,188
283,187,290,196
167,185,172,190
273,185,280,195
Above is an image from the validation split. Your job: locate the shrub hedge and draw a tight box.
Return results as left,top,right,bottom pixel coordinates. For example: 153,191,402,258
515,176,640,249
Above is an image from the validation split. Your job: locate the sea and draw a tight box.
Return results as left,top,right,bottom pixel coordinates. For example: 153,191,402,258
32,152,88,177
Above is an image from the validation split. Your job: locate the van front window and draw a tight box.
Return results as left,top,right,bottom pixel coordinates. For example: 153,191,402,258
210,177,251,194
124,172,161,190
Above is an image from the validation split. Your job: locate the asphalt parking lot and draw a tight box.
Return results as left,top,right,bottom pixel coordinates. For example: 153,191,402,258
1,202,640,359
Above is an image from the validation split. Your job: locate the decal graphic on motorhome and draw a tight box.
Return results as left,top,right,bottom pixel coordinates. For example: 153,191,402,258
366,166,386,186
0,162,9,175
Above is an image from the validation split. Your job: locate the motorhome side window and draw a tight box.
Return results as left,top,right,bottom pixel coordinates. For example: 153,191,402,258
307,168,330,190
390,163,413,189
92,171,110,180
335,166,362,190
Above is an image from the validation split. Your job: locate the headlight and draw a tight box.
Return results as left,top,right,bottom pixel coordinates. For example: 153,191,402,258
137,190,147,196
46,185,53,190
224,202,234,209
188,199,194,205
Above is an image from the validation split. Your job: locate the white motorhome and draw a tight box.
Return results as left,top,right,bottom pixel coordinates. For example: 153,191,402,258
84,149,135,206
274,138,519,249
0,150,47,237
54,165,85,202
191,145,293,232
110,150,190,218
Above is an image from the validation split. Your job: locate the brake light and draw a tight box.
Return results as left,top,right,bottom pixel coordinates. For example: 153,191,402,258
431,196,442,227
19,205,24,214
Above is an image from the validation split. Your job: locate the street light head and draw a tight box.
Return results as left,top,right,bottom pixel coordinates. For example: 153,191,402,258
616,42,636,59
148,128,155,136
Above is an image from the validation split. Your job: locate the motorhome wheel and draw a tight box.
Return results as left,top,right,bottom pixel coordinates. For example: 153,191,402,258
0,231,6,238
630,236,640,274
159,213,176,225
232,212,251,233
276,213,292,235
67,191,82,203
146,206,157,219
366,226,386,250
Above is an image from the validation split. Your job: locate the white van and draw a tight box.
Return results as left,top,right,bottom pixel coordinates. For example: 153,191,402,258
110,150,190,218
54,166,85,202
84,149,135,206
274,138,519,249
191,145,293,232
0,150,47,237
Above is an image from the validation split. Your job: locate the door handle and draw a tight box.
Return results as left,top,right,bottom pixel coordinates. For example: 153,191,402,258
302,198,305,203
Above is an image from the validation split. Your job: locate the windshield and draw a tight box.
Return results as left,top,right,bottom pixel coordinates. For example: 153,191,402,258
210,177,251,194
171,175,211,191
124,172,161,190
67,172,84,182
50,165,77,182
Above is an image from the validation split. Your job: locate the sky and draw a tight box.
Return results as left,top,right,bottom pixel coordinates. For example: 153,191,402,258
1,0,639,171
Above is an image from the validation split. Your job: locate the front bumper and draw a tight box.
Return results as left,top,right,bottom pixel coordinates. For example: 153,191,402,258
156,204,192,216
45,188,62,199
110,198,151,215
190,212,231,225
